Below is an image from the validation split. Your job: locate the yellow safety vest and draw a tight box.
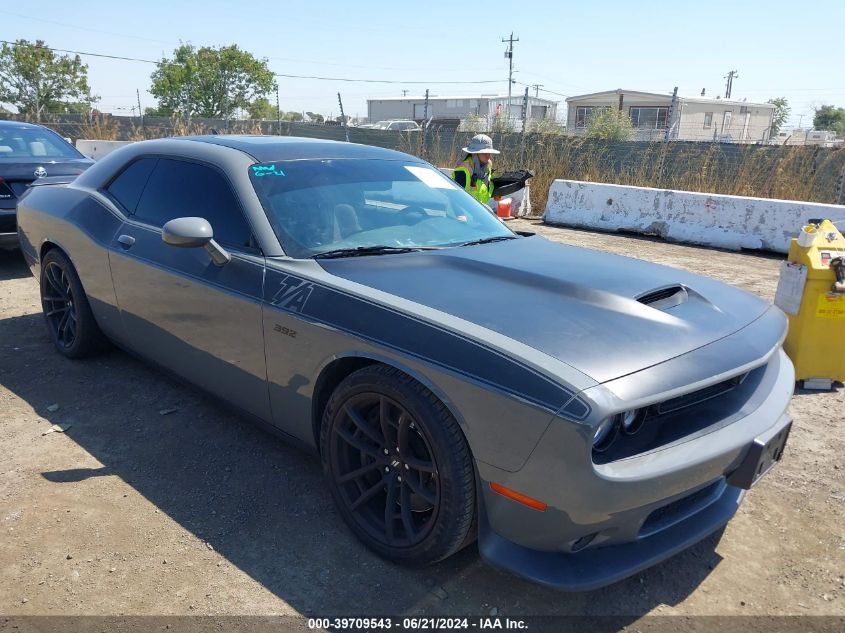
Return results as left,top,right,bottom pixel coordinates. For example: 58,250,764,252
453,156,494,205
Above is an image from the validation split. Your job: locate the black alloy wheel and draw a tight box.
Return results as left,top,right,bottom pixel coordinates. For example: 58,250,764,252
330,392,440,548
39,249,107,358
41,260,77,350
321,365,475,566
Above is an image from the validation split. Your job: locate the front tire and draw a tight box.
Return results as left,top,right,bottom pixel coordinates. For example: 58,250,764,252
40,249,108,358
320,365,475,566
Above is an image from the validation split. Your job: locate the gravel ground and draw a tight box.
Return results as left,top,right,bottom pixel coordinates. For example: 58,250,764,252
0,219,843,623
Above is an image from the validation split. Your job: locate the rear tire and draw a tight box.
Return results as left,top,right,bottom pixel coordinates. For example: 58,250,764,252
320,365,475,566
40,249,108,358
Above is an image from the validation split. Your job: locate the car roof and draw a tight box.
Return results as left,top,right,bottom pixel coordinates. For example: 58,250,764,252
178,135,423,163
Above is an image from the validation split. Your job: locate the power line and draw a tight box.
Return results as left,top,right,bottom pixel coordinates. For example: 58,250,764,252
4,11,174,45
0,39,159,64
273,72,501,85
0,40,504,85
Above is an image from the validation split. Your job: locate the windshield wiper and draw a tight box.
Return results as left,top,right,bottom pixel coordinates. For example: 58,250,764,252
313,245,441,259
458,235,519,247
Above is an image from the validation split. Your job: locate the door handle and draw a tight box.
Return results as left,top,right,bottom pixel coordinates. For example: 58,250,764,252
117,234,136,249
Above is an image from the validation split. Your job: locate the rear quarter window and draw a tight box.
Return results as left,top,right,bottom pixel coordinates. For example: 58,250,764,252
106,158,158,214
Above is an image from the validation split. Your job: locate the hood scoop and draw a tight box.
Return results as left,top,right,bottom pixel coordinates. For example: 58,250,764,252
636,285,688,310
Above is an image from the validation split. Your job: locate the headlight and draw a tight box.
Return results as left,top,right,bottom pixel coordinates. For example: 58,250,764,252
619,409,645,435
592,416,619,452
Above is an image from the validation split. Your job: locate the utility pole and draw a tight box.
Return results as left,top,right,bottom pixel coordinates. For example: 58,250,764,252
531,84,543,98
422,89,430,159
502,32,519,123
664,86,678,143
276,83,281,135
222,70,229,132
337,92,349,142
136,88,144,136
521,86,529,134
520,85,530,164
724,70,738,99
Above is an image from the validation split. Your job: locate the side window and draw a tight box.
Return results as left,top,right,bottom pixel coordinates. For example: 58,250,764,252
106,158,158,214
134,158,253,249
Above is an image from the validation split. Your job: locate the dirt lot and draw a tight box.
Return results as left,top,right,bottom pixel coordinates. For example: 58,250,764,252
1,219,843,623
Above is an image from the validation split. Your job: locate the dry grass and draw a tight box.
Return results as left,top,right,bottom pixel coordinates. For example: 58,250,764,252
397,132,844,211
502,138,844,212
26,113,845,210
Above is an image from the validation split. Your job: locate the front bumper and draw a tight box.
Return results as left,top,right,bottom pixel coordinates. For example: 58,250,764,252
475,342,794,590
479,478,743,591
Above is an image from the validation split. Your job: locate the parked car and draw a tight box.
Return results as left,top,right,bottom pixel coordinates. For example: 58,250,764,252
373,120,421,132
17,136,794,590
0,120,94,249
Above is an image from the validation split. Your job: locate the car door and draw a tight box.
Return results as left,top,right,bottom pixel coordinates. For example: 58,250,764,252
106,156,271,420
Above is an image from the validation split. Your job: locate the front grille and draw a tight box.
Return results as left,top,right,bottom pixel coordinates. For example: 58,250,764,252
640,479,724,537
656,373,747,416
592,365,765,465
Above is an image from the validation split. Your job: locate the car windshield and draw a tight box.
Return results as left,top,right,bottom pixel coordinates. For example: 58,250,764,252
249,158,514,258
0,126,82,159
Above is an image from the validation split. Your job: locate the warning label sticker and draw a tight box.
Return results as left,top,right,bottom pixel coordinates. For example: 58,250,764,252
816,293,845,319
819,250,845,267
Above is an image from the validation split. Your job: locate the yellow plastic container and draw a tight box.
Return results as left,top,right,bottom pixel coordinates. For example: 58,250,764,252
780,219,845,387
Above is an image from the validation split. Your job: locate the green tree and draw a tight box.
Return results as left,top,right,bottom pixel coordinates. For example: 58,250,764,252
305,111,324,123
150,44,275,119
0,39,95,121
55,101,94,114
767,97,790,136
247,96,279,120
144,105,173,117
283,111,303,122
585,107,634,140
813,105,845,135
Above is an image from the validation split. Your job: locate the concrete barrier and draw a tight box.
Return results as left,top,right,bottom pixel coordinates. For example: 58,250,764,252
543,179,845,253
75,139,134,161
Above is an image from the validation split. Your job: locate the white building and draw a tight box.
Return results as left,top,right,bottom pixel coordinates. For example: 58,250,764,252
565,89,775,143
366,94,558,125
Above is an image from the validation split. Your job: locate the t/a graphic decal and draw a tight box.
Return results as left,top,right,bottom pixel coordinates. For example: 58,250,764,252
271,275,314,312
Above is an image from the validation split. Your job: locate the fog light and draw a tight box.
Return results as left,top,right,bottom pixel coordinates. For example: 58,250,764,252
620,408,645,435
592,416,618,452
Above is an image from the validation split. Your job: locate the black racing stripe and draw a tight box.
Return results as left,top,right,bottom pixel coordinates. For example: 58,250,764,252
265,268,575,412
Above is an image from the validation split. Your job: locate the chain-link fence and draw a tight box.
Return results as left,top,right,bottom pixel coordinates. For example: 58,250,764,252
4,112,844,213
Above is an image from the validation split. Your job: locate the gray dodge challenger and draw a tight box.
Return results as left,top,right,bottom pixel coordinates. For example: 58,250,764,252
16,136,794,590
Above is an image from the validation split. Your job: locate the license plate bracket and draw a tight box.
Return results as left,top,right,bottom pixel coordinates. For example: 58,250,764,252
727,418,792,490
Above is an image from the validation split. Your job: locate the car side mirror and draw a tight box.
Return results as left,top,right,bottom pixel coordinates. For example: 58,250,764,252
161,217,231,266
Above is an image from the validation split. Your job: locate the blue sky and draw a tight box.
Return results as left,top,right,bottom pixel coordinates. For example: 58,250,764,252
4,0,843,128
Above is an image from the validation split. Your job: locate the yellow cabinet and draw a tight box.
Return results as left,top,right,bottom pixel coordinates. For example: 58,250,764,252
777,219,845,388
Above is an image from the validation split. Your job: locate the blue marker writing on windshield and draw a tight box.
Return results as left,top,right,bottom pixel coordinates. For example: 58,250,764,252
251,164,286,177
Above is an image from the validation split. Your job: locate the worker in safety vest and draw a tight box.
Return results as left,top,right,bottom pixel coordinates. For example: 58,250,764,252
453,134,499,205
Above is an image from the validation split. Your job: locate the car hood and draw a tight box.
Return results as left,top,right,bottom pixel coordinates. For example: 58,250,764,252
318,235,771,383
